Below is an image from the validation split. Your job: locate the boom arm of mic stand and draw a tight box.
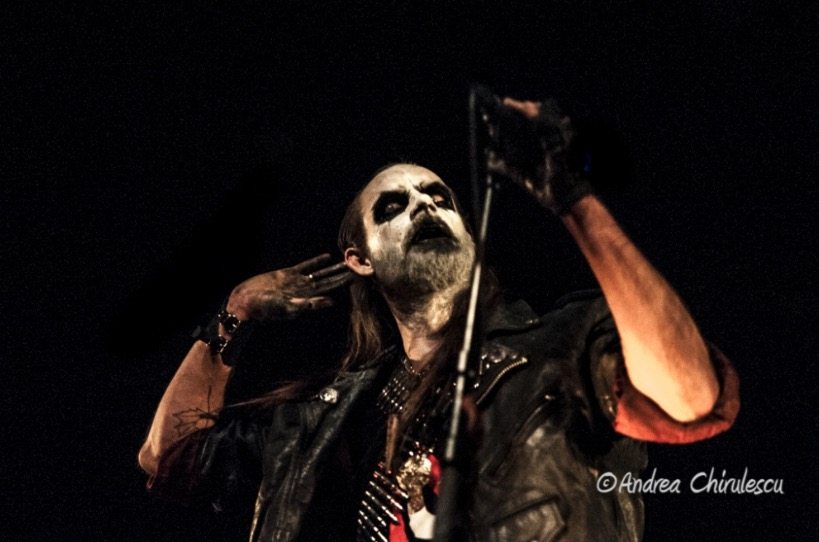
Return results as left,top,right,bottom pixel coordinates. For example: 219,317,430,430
433,86,498,542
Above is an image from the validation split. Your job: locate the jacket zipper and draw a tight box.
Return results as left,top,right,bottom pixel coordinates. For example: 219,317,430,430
475,358,529,406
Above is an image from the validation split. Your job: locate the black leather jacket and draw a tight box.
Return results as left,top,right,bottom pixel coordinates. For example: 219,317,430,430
173,294,647,541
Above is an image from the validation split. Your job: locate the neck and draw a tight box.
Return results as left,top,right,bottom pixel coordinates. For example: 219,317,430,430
384,283,464,371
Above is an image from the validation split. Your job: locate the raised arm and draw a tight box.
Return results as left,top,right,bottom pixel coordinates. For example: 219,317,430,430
498,98,719,423
138,254,352,475
561,196,718,421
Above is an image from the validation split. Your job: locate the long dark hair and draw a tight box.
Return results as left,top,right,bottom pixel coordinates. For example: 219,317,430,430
335,182,395,372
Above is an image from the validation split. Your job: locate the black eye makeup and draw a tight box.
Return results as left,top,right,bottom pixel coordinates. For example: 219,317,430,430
371,182,456,223
373,192,409,223
423,183,455,209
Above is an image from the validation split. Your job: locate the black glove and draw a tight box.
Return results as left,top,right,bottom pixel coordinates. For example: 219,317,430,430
486,98,594,215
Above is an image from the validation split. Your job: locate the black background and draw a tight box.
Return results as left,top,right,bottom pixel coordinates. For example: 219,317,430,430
3,2,817,540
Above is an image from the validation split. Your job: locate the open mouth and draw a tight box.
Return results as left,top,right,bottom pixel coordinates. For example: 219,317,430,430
410,219,454,245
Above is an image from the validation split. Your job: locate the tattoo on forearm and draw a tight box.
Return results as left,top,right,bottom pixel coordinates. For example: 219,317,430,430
171,386,219,438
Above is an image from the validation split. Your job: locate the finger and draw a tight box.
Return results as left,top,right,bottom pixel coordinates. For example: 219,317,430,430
293,296,334,311
308,261,348,280
311,270,354,294
292,253,332,273
501,97,541,120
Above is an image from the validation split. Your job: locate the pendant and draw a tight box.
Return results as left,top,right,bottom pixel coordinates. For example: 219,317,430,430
396,452,433,513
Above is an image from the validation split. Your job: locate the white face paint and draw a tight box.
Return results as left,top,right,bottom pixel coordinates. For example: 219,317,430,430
357,164,475,295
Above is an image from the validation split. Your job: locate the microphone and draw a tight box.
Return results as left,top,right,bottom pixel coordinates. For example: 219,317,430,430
470,85,622,192
471,85,551,184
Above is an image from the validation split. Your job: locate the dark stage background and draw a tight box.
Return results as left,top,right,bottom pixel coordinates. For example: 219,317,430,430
3,2,817,541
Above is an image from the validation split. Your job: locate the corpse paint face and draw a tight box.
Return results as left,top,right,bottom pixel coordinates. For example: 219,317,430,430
356,164,475,294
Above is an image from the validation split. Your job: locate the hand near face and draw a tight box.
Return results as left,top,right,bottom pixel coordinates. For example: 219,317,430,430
226,254,353,321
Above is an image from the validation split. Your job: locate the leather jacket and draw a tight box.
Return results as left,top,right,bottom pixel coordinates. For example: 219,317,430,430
166,294,649,541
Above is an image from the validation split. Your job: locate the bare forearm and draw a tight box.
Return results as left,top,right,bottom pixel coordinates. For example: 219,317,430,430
562,196,718,421
136,255,350,475
138,341,232,475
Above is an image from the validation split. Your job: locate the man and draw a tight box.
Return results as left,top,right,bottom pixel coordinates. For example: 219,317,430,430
139,99,739,541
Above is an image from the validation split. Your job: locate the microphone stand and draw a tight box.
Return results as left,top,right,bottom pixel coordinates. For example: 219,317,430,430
433,85,498,542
